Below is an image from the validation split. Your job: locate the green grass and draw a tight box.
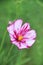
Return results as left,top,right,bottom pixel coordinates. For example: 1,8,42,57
0,0,43,65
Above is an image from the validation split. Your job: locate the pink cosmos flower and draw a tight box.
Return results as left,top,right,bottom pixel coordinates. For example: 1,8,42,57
7,19,36,49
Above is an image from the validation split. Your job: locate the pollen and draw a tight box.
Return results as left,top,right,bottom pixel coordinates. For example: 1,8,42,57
18,35,23,41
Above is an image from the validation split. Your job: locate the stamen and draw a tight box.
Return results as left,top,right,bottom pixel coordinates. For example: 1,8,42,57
18,35,23,41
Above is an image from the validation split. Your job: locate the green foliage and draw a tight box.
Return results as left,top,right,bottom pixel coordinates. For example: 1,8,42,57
0,0,43,65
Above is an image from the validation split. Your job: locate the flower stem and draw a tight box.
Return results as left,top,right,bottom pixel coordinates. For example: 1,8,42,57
3,45,14,65
6,45,14,60
0,30,7,52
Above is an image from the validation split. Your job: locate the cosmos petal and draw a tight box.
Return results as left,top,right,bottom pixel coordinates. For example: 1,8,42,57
21,23,30,30
7,21,14,34
24,30,36,39
11,41,19,47
25,39,35,46
9,33,16,41
20,23,30,35
18,43,27,49
14,19,23,33
7,19,23,34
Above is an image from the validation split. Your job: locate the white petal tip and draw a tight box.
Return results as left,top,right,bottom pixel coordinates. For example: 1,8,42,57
9,21,12,24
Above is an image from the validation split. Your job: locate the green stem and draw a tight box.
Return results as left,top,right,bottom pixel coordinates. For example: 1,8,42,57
15,50,23,65
0,30,7,51
6,45,14,60
21,58,31,65
7,52,18,62
3,45,14,65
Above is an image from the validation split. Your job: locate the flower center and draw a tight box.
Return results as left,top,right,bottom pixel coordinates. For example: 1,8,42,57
18,35,23,41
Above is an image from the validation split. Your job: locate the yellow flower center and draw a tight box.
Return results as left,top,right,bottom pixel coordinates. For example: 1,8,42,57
18,35,23,41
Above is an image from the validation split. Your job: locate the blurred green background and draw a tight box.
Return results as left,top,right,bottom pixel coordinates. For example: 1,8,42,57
0,0,43,65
